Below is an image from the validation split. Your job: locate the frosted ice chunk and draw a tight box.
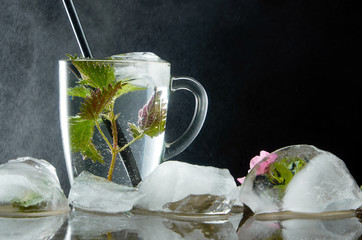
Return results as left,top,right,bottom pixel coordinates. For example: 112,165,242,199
68,161,238,215
68,171,140,213
239,145,362,213
135,161,237,214
0,157,69,214
283,150,362,212
110,52,170,87
0,214,66,240
69,161,237,214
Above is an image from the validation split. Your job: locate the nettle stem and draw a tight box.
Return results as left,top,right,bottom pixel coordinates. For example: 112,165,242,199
96,120,119,181
96,122,113,150
107,130,144,181
116,133,144,154
107,113,119,181
96,111,144,184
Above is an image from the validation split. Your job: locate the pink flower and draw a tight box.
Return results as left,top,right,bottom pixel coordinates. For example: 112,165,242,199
237,150,278,184
255,154,277,175
250,150,270,169
237,177,246,184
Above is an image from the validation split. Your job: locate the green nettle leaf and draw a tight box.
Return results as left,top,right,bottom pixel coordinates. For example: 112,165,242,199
137,88,167,138
115,83,146,99
269,162,294,186
265,157,308,193
127,88,167,141
289,158,306,175
72,60,116,89
128,123,143,139
79,82,125,121
67,85,92,98
69,116,103,163
82,142,104,164
10,192,43,208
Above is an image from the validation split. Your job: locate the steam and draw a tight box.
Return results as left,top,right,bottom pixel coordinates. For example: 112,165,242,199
0,0,75,193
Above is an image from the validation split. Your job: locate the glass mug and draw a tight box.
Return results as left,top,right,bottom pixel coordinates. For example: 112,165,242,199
59,53,208,187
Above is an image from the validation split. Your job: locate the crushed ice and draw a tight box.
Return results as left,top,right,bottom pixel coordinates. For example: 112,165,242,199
1,145,360,218
69,161,237,214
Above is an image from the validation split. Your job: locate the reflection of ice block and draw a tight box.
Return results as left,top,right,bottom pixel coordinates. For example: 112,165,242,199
69,210,136,238
135,161,237,214
239,145,362,214
110,52,170,87
282,218,362,240
0,157,69,215
162,217,239,240
69,210,239,240
237,218,281,240
68,171,140,213
0,214,66,240
237,217,362,240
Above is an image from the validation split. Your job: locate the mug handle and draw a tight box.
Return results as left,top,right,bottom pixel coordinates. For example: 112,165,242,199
163,76,208,160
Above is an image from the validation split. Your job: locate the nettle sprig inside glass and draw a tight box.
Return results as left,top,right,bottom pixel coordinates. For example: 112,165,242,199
67,55,166,181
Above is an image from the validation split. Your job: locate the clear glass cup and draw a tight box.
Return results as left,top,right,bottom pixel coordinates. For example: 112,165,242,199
59,53,208,187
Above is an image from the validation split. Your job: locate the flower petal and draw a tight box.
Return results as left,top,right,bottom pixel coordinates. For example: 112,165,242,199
237,177,246,184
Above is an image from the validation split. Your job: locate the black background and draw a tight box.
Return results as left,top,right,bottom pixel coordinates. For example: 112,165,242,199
0,0,360,194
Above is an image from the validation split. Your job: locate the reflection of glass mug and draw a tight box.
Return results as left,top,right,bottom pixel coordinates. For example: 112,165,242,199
59,53,208,187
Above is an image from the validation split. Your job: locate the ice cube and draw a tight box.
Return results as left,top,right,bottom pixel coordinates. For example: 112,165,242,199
110,52,170,87
135,161,237,214
0,157,69,215
0,214,66,240
239,145,362,214
68,171,140,213
111,52,167,63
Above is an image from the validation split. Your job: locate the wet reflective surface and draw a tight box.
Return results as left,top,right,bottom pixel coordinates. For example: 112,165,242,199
0,208,361,240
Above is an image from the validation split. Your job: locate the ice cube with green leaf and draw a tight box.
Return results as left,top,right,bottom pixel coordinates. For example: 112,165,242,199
0,157,69,214
239,145,362,214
